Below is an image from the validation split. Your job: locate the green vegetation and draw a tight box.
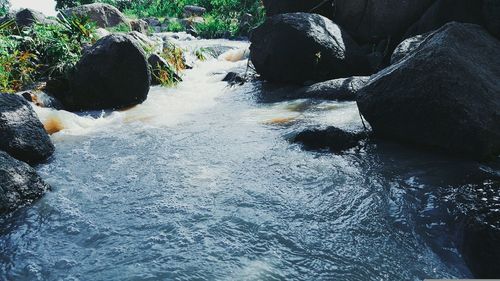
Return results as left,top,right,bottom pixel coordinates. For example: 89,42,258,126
0,0,9,16
0,15,95,93
55,0,265,38
106,22,131,33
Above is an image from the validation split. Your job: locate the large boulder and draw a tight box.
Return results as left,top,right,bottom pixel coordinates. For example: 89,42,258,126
263,0,334,18
62,3,129,28
331,0,435,44
404,0,500,39
0,151,50,215
0,94,54,164
250,13,369,84
62,34,150,111
262,0,434,44
130,19,148,34
357,22,500,160
15,8,48,27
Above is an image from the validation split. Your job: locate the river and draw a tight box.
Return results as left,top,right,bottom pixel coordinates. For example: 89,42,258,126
0,36,499,280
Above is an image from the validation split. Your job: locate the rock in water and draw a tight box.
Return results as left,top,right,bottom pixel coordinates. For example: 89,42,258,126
0,94,54,164
250,13,368,84
64,34,151,110
292,127,367,152
62,3,129,28
295,76,369,101
0,151,50,215
357,22,500,160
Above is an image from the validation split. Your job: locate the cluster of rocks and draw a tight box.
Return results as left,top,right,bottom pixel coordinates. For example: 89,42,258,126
250,0,500,278
250,0,500,161
0,93,54,215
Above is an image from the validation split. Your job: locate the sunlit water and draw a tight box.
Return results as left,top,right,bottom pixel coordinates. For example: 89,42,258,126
1,38,499,281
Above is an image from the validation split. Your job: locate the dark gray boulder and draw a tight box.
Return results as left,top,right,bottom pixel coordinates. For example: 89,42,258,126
294,76,369,101
0,94,54,164
292,127,368,152
62,34,151,110
390,34,427,64
404,0,500,39
250,13,369,84
332,0,435,44
262,0,434,44
15,8,47,27
62,3,129,28
357,22,500,160
0,151,50,215
461,215,500,278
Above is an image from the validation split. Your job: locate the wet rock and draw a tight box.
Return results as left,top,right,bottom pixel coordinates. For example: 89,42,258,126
0,151,50,215
63,34,150,110
130,19,148,34
0,94,54,164
461,216,500,278
222,72,246,86
148,54,181,86
390,34,427,64
292,127,368,152
62,3,129,28
250,13,369,84
15,8,48,27
294,76,369,101
183,5,206,17
357,22,500,160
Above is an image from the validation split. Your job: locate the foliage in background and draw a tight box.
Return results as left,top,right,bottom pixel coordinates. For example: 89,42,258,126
0,15,96,92
0,0,9,16
55,0,265,38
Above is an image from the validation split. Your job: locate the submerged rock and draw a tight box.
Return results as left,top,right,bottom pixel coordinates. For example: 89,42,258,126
0,151,50,215
357,22,500,160
0,94,54,164
292,127,368,152
222,72,246,86
294,76,369,101
63,34,151,111
250,13,369,84
62,3,129,28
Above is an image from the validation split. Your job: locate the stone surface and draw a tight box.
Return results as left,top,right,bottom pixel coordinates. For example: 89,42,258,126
357,22,500,160
62,3,129,28
62,34,151,110
0,151,50,215
0,94,54,164
250,13,368,84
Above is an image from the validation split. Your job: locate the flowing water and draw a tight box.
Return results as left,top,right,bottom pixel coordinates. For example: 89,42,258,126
1,36,499,281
